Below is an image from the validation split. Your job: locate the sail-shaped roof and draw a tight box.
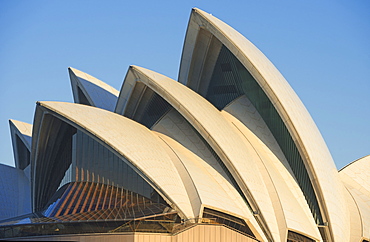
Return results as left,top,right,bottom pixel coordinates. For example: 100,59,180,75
178,8,349,241
9,120,32,170
69,67,119,111
1,7,367,242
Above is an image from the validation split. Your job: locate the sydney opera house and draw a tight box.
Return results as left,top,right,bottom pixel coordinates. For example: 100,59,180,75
0,8,369,242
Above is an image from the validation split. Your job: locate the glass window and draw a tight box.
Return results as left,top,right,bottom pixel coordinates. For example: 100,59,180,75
202,207,256,239
205,45,323,224
287,230,315,242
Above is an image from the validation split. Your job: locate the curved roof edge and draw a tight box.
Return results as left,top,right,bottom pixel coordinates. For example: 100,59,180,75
9,119,32,170
221,100,321,240
339,154,370,172
155,131,267,238
32,101,195,219
119,65,299,241
339,155,370,194
178,8,349,241
115,66,140,115
69,67,119,96
340,158,370,240
68,67,119,111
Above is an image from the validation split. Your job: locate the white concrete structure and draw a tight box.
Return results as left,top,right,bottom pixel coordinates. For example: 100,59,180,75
339,155,370,241
69,67,119,112
9,120,32,170
1,7,368,242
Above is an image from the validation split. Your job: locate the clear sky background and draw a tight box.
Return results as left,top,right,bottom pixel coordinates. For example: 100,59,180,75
0,0,369,169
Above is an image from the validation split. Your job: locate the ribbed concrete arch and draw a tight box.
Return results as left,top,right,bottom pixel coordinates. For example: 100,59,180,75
339,155,370,240
340,155,370,192
69,67,119,112
152,108,236,189
115,69,140,115
31,101,194,219
151,108,265,241
222,96,321,241
156,132,266,242
178,8,349,241
9,120,32,170
117,65,291,241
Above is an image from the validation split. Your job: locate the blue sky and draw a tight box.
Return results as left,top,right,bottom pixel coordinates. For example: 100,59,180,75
0,0,369,169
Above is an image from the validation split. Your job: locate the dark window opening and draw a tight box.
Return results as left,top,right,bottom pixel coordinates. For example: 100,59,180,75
77,86,91,106
205,44,324,224
138,93,171,129
43,182,169,220
213,85,238,94
202,207,256,239
287,230,315,242
15,135,30,170
221,63,232,72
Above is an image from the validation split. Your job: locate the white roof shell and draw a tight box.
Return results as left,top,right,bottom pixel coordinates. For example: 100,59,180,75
69,67,119,111
9,119,32,170
178,8,349,241
156,132,266,241
2,7,366,242
117,65,300,241
222,96,321,241
339,155,370,240
33,98,268,240
35,101,194,219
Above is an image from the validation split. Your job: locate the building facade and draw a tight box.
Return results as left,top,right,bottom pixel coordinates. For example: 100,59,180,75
0,8,369,242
